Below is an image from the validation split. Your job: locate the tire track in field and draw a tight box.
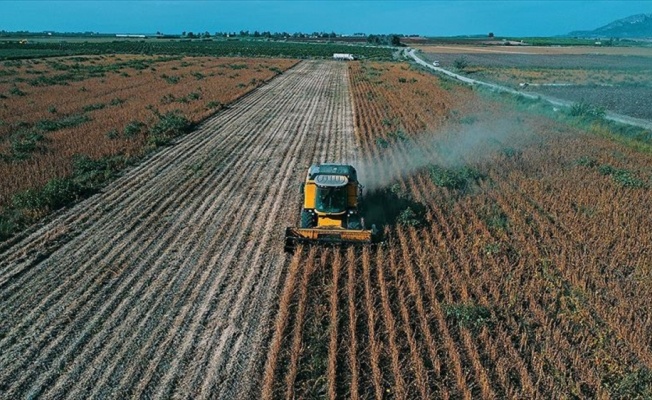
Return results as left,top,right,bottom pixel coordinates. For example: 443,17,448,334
0,60,355,399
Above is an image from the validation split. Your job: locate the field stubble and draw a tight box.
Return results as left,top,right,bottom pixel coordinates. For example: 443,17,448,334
0,60,356,398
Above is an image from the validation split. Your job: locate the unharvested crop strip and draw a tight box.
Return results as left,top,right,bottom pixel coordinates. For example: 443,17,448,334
374,247,407,399
284,248,316,399
361,248,384,399
327,250,342,400
345,247,360,400
396,227,444,393
387,242,430,398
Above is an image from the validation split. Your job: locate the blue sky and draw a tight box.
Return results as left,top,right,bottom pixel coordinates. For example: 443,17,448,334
1,1,651,36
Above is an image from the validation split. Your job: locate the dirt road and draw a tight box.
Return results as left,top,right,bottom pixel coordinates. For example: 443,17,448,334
0,60,356,399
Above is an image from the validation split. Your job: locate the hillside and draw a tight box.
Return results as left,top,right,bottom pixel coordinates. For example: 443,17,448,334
569,13,652,38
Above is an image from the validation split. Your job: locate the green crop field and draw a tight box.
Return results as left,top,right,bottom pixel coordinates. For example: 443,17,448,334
0,39,394,60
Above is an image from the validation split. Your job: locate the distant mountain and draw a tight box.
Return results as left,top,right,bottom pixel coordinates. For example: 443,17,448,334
568,13,652,38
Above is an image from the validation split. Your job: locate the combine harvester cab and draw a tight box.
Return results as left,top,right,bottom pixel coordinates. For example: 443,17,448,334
284,163,379,253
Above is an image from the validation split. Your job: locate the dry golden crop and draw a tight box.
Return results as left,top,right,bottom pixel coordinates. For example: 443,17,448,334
263,61,652,398
0,55,297,208
1,58,650,398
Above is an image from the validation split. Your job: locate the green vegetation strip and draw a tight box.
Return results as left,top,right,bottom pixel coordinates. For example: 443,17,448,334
0,40,393,61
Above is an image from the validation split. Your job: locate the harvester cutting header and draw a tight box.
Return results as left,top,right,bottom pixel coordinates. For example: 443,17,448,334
284,163,379,252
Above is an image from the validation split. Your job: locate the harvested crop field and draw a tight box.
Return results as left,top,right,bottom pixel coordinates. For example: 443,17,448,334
0,60,355,398
2,58,652,399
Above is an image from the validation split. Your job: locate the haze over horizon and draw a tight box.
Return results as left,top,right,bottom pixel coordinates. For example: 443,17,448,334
1,0,651,37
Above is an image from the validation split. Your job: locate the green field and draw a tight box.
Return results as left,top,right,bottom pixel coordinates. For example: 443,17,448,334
0,38,394,60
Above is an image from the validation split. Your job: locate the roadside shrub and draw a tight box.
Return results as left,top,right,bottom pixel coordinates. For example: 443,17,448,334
453,57,469,71
0,211,20,241
72,154,125,192
12,177,79,211
570,102,605,119
206,101,223,110
11,155,126,213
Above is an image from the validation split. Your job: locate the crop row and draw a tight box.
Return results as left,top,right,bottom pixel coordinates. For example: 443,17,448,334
262,61,652,398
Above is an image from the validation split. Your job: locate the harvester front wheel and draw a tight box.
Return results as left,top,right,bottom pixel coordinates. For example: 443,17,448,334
300,210,316,228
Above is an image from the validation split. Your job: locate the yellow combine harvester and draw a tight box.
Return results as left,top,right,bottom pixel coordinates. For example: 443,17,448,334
284,163,379,252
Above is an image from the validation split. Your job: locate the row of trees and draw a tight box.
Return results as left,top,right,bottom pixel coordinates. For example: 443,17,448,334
180,31,339,39
178,30,402,45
